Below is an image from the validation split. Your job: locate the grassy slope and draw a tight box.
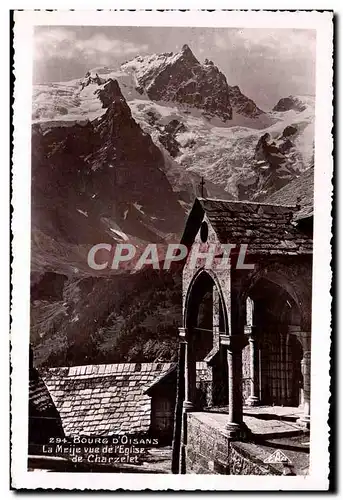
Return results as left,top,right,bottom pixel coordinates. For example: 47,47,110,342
31,267,182,368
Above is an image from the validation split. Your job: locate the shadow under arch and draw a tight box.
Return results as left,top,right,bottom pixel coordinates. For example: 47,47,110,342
239,262,312,330
241,269,306,407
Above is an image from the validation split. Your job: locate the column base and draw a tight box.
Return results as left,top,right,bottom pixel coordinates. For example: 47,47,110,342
296,415,310,430
224,421,251,439
245,396,260,406
183,401,195,412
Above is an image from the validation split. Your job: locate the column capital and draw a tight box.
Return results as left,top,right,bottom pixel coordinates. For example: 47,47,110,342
220,334,248,351
244,325,257,337
288,327,311,351
178,327,187,338
302,350,311,360
287,325,301,334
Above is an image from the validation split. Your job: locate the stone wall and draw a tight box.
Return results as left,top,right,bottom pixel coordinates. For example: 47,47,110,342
186,413,231,474
186,413,281,475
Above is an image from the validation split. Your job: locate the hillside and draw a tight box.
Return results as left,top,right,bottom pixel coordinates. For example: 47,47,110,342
31,268,182,368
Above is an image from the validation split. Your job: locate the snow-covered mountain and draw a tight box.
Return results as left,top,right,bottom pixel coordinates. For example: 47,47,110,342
33,44,268,125
30,44,315,368
120,44,266,121
126,92,314,200
32,44,315,271
31,78,186,276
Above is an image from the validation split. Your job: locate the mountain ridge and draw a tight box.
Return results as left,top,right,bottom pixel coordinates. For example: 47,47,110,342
32,46,315,268
33,44,267,126
30,46,315,367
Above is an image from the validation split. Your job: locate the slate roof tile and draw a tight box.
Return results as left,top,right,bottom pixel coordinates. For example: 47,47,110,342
44,361,215,437
188,197,313,255
43,362,174,436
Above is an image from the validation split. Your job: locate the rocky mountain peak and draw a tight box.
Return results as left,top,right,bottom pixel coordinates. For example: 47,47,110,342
273,95,307,112
120,45,265,122
31,75,185,251
179,43,199,63
80,70,105,89
237,123,302,200
181,43,190,52
121,45,233,121
95,78,130,112
227,84,264,118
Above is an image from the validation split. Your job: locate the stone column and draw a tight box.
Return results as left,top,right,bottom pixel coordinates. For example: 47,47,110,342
208,288,221,407
296,332,311,429
212,287,220,350
178,327,196,474
220,334,249,438
171,333,186,474
245,325,260,406
179,327,196,411
279,331,287,404
285,332,291,405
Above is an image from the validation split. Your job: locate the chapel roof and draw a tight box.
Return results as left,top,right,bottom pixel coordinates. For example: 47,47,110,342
182,197,312,255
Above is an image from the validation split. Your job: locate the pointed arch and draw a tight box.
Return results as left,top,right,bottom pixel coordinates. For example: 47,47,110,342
183,267,229,336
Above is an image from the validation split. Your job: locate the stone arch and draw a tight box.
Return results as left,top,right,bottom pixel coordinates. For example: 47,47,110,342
183,267,229,335
238,264,310,407
182,267,230,408
239,261,311,332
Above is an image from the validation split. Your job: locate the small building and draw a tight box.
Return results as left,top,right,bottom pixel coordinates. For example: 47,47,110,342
43,361,213,445
29,349,64,455
43,362,174,441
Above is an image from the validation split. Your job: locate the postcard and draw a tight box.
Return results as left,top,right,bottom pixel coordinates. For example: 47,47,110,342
11,9,333,490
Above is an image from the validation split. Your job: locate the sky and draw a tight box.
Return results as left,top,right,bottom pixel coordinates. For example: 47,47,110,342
33,26,316,110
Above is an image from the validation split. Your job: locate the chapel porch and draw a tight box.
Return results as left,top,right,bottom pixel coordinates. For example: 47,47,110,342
184,407,310,475
209,404,309,438
173,197,313,475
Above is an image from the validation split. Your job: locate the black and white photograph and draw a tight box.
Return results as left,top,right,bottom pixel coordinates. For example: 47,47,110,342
11,9,333,490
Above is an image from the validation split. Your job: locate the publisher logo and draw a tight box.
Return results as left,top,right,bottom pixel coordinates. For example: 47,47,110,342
263,449,291,464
